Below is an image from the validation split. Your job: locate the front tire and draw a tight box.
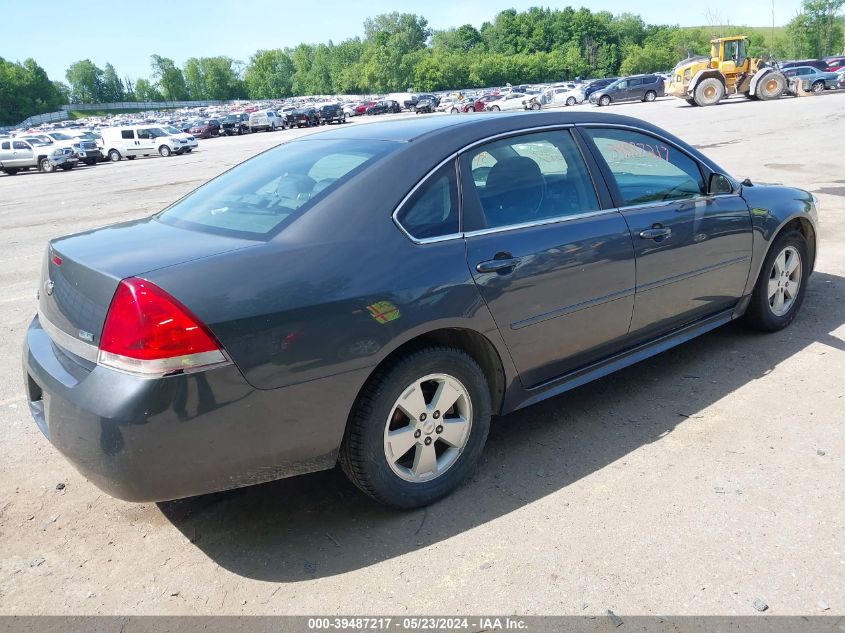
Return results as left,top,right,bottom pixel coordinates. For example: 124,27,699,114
811,80,825,93
744,230,809,332
490,105,500,111
694,78,725,106
566,96,576,106
599,95,611,106
757,72,786,101
40,158,55,173
158,145,171,157
340,346,492,509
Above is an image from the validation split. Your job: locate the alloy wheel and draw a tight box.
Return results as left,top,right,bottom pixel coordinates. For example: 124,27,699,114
768,246,802,316
383,373,472,483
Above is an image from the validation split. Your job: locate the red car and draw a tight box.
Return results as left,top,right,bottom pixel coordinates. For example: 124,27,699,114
463,95,501,112
826,57,845,72
355,101,377,115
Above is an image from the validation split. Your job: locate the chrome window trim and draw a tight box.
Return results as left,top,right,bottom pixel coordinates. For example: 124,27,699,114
617,193,745,213
38,311,99,363
463,209,618,238
391,121,737,245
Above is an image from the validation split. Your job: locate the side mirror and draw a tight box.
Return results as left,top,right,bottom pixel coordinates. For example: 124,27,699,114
708,173,734,195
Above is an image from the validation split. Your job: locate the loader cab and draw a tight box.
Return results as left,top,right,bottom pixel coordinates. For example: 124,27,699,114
714,37,750,74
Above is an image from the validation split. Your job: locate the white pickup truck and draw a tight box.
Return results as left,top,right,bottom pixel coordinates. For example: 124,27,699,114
0,137,75,174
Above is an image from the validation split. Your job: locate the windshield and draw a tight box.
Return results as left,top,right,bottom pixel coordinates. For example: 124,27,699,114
50,132,73,140
157,139,398,238
163,125,181,134
193,119,208,126
25,138,51,147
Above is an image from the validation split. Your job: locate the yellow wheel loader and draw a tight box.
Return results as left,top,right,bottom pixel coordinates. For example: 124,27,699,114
668,36,800,106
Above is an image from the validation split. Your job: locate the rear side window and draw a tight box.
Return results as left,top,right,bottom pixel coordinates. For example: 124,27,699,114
121,130,134,139
12,141,29,150
629,78,643,87
158,139,397,238
395,161,459,240
1,142,9,150
585,127,705,206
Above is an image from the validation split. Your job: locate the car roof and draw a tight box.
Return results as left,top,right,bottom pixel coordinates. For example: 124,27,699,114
293,111,668,144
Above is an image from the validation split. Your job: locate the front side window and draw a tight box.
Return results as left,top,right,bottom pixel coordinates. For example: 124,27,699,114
158,139,397,238
462,130,599,230
584,127,705,206
395,161,459,240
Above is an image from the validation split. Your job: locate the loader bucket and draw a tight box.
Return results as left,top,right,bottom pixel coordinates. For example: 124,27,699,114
787,77,814,97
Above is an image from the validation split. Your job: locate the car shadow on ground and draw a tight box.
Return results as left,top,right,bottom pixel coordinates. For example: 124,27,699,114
158,271,845,582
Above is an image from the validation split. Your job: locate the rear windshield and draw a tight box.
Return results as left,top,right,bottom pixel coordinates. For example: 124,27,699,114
157,139,397,238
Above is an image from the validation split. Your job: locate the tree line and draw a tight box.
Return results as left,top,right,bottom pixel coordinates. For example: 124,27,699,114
2,2,843,126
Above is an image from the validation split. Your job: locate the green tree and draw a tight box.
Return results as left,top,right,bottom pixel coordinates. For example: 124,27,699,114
65,59,104,103
244,49,295,98
134,78,163,101
150,54,188,100
787,0,845,57
0,57,65,124
101,63,125,102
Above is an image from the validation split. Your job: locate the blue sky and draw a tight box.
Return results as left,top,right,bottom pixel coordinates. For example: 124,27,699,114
3,0,802,82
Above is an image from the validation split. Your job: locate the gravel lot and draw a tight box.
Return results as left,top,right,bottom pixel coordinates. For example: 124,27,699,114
1,95,843,616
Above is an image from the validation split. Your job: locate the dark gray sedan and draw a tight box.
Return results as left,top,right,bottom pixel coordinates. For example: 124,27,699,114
23,112,819,509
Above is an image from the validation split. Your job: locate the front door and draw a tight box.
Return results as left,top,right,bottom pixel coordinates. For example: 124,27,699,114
461,129,636,388
9,140,35,168
580,126,753,343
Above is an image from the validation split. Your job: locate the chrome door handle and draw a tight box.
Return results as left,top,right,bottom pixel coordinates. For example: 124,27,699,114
639,227,672,240
476,257,521,273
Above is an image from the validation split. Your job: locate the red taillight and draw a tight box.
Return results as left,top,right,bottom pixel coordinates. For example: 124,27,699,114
99,278,227,375
51,254,63,266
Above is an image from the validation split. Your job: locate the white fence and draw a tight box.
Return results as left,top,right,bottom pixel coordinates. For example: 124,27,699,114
0,110,68,131
62,100,226,111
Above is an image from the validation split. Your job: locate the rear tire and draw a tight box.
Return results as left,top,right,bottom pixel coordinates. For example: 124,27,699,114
340,346,491,509
108,149,121,162
644,90,657,102
744,230,809,332
756,72,786,101
2,168,19,175
694,78,725,106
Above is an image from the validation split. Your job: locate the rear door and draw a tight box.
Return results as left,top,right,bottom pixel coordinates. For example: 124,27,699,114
119,129,139,156
580,126,752,343
461,128,636,387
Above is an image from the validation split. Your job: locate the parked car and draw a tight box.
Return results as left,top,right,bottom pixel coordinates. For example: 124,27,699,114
485,92,534,111
288,107,320,128
99,125,187,160
590,74,665,106
160,125,198,153
189,118,221,139
414,97,438,114
463,95,500,112
366,100,401,115
248,110,283,133
22,112,818,509
220,113,250,136
824,56,845,72
584,78,618,99
782,65,842,92
781,59,830,72
437,98,462,114
355,101,377,115
545,84,587,106
407,93,438,111
319,103,347,124
37,131,102,166
0,137,74,174
341,103,359,118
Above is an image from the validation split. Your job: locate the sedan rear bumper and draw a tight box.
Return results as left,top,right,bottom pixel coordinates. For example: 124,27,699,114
22,315,366,502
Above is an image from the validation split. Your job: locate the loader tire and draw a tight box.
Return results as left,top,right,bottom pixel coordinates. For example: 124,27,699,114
757,72,786,101
694,78,725,106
